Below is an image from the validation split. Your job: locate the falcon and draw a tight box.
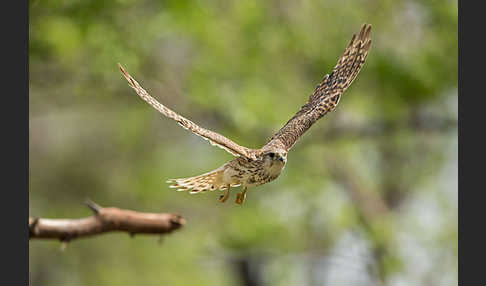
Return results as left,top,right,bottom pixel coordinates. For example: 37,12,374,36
119,24,372,205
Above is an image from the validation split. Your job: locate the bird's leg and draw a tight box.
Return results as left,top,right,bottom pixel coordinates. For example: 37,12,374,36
218,185,231,203
235,187,247,205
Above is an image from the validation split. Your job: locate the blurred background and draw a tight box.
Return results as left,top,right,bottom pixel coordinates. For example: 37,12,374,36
29,0,457,285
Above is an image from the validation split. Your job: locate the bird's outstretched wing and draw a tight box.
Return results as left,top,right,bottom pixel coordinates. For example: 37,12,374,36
264,24,372,151
119,64,257,160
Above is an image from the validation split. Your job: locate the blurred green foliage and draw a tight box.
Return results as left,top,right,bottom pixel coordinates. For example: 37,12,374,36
30,0,457,285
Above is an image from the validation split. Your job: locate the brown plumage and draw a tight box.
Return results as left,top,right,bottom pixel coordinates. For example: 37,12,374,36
119,24,372,204
265,23,372,151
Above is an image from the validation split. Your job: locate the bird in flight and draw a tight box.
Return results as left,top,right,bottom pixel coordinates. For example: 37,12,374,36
119,23,372,205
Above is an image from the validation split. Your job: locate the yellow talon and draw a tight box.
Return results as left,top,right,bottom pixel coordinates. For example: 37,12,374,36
235,187,247,205
218,185,230,203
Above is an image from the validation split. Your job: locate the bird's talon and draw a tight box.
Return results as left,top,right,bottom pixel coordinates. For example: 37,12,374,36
218,194,227,203
235,192,246,205
218,185,231,203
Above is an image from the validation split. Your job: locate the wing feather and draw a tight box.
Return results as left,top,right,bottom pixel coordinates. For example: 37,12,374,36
264,24,372,151
118,64,257,160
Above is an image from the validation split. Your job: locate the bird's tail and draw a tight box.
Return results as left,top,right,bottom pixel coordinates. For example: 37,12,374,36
167,167,237,194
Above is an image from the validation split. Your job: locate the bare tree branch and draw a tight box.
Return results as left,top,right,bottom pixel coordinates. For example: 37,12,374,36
29,200,185,242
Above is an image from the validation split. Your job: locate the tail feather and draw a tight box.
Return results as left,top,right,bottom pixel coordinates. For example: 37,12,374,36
167,168,238,194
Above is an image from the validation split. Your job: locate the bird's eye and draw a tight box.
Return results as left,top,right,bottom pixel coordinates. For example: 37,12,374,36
268,153,275,158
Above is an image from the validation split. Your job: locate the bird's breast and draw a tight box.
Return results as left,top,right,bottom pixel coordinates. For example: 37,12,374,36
225,158,285,187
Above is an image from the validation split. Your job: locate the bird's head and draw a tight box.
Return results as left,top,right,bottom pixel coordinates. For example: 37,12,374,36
262,149,287,165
